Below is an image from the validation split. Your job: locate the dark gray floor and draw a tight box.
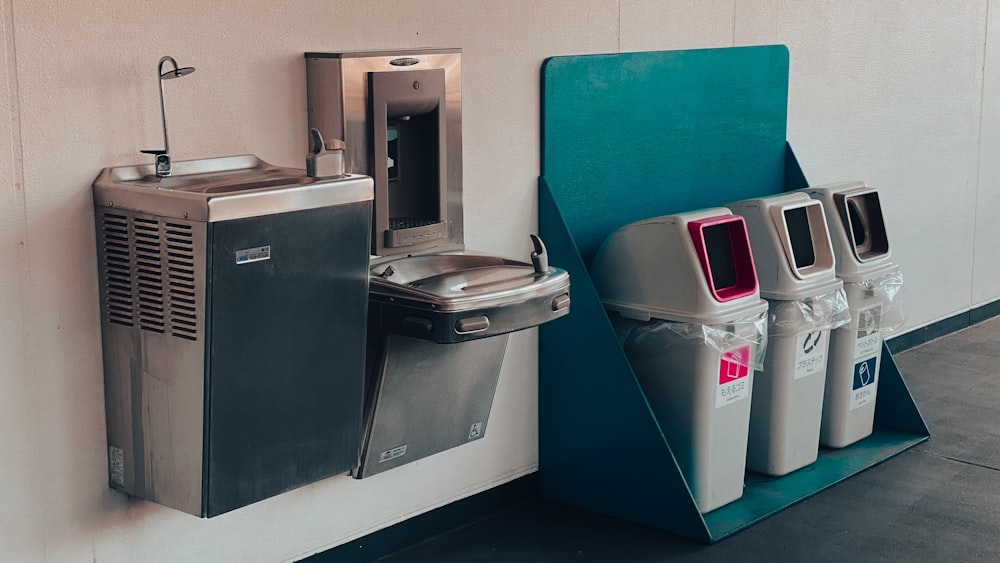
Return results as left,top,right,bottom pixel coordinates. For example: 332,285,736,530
379,317,1000,562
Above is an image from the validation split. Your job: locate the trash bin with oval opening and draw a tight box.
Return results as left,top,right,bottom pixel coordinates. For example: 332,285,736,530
591,209,768,513
728,193,851,476
798,182,906,448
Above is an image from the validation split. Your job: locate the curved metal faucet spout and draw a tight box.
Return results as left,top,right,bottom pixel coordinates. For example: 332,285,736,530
141,55,196,177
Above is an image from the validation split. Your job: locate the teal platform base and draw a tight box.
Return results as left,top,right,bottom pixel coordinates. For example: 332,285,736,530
538,46,929,543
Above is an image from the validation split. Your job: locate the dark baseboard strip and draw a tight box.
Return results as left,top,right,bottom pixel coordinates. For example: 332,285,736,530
302,473,540,563
888,298,1000,354
970,299,1000,326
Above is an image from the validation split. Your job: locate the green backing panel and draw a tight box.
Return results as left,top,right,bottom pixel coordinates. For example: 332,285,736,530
538,46,928,543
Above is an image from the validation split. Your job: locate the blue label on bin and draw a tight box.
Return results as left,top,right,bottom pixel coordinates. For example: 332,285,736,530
850,356,878,410
852,357,876,390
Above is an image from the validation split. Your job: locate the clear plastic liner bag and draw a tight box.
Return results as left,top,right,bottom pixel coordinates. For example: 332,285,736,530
843,268,907,333
766,288,852,338
612,308,769,371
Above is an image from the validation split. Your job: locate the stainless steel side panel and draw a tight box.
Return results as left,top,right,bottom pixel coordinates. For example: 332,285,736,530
96,207,207,516
357,333,508,478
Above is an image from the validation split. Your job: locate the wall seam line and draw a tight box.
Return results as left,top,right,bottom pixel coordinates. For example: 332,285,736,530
970,0,991,305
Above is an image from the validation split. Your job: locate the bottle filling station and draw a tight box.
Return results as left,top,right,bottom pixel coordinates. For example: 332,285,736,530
305,49,571,478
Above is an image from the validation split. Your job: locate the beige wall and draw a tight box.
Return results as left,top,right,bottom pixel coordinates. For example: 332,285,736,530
0,1,995,561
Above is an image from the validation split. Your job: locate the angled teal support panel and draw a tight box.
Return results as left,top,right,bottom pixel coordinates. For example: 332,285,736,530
538,45,928,543
874,343,931,435
538,178,709,542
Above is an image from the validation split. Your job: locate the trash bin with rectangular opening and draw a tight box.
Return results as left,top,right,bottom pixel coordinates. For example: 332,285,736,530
798,182,906,448
728,193,851,476
591,209,768,512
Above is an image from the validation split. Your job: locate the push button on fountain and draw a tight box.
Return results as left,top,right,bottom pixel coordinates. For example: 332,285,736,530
455,315,490,334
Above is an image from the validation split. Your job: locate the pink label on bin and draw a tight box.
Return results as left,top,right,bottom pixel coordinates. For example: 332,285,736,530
718,346,751,385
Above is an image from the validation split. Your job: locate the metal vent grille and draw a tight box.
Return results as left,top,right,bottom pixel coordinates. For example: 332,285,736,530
99,211,200,341
101,213,134,327
133,217,166,333
165,222,198,341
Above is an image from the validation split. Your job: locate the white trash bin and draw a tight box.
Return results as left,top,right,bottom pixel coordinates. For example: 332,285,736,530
799,182,906,448
729,193,851,476
592,209,768,513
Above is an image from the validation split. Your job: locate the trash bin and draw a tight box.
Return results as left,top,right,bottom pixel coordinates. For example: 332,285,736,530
591,209,768,513
728,193,851,476
799,182,906,448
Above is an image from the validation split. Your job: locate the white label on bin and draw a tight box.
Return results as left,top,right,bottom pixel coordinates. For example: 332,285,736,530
854,305,882,360
717,345,751,408
851,305,882,410
794,330,828,379
109,446,125,486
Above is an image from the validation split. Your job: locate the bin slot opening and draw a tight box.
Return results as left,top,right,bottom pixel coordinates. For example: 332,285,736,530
775,202,836,279
838,191,889,262
704,224,737,289
688,216,758,302
784,206,815,268
848,202,866,245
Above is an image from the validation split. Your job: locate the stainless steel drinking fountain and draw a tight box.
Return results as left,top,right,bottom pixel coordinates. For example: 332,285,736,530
306,49,571,478
94,59,375,514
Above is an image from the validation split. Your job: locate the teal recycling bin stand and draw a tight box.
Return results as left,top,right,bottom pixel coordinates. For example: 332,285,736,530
537,45,929,543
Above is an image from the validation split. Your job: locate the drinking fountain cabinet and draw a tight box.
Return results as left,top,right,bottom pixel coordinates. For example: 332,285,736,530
93,155,374,516
306,49,570,477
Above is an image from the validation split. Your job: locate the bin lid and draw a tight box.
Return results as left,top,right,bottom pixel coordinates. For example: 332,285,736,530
93,154,373,222
797,182,895,281
729,192,840,300
591,208,767,325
